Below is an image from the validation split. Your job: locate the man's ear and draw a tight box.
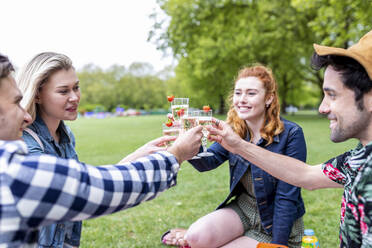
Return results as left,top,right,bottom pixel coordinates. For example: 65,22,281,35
364,91,372,112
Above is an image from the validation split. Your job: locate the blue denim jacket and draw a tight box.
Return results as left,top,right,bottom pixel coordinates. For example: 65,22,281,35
22,114,82,248
189,118,306,245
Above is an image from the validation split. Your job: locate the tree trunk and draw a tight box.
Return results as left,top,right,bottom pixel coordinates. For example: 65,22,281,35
219,94,226,114
281,74,289,115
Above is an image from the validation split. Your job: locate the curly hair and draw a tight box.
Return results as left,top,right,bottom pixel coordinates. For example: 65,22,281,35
226,65,284,145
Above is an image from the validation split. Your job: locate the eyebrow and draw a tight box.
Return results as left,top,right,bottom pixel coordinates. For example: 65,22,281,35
56,81,80,89
323,87,336,93
234,88,259,91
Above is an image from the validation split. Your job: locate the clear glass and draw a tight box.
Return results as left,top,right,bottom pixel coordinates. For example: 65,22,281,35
171,98,189,121
181,110,199,131
197,109,214,157
162,123,181,147
181,110,200,159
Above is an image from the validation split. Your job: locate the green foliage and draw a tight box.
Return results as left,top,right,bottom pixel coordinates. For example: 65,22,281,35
67,113,355,247
77,63,172,112
150,0,372,113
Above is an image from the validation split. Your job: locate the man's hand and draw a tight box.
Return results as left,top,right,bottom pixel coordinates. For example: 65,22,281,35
118,136,177,164
168,125,203,164
207,118,243,154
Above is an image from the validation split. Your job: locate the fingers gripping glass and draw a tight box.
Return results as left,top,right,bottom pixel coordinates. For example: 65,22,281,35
181,110,200,159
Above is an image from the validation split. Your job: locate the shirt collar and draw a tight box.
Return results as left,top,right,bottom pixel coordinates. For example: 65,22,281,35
0,140,28,155
33,114,71,144
245,132,280,145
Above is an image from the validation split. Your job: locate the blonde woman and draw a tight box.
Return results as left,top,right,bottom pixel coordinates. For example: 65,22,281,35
162,65,307,247
18,52,82,248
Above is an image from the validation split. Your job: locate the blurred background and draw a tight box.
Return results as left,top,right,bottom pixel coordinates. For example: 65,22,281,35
3,0,371,115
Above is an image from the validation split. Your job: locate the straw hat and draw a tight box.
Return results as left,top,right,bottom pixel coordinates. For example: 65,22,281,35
313,30,372,80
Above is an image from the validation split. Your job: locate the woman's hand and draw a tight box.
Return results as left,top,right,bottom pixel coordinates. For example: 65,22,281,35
207,118,243,154
118,136,177,164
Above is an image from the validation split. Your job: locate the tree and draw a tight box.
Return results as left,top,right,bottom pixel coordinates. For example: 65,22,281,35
150,0,372,113
78,62,170,112
150,0,314,113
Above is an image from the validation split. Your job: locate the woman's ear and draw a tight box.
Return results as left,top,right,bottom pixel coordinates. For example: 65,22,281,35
35,93,41,104
265,93,274,107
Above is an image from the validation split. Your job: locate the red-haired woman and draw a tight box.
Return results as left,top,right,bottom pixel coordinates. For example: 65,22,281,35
162,65,306,247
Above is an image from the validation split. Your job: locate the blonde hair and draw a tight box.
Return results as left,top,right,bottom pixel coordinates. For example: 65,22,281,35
17,52,73,121
226,65,284,145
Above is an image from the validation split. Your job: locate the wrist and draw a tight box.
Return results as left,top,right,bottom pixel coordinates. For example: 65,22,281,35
232,138,247,155
168,146,183,164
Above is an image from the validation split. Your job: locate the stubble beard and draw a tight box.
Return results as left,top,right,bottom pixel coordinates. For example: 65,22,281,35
330,110,370,143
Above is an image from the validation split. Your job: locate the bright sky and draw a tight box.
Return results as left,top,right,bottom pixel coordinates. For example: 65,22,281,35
1,0,174,72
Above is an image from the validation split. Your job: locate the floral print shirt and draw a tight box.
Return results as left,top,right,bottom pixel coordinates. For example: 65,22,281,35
322,142,372,248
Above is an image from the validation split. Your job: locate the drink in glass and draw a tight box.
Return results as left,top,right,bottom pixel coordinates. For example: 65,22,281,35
171,98,189,122
198,109,214,157
181,111,199,131
181,110,200,159
162,123,180,147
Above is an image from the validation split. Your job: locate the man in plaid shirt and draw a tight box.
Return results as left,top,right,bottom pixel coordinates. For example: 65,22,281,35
0,53,203,247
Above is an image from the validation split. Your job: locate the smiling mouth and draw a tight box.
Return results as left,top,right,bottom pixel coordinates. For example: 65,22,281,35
66,107,77,112
329,119,337,129
238,106,252,112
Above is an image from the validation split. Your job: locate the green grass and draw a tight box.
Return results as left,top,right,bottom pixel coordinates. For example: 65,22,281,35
67,113,357,247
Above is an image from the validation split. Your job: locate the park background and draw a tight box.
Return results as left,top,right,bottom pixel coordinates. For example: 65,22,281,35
66,0,371,247
71,0,371,246
7,0,372,247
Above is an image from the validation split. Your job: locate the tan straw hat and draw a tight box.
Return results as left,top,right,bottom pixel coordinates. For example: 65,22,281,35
313,30,372,80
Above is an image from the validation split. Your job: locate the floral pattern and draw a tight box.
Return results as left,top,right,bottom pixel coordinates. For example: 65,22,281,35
322,142,372,247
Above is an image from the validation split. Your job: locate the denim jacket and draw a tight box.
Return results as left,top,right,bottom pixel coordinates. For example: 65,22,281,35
22,114,82,248
189,118,306,245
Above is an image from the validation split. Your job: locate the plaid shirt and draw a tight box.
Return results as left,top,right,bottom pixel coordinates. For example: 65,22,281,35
322,142,372,248
0,140,179,247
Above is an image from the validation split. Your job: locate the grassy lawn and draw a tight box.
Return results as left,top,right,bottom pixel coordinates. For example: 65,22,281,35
67,113,357,247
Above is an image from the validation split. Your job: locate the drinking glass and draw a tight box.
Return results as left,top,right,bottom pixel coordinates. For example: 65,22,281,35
171,98,189,124
197,109,214,157
162,123,181,147
181,110,200,159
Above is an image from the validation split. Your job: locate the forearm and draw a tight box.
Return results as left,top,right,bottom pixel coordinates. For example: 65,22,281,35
233,139,317,190
10,151,179,228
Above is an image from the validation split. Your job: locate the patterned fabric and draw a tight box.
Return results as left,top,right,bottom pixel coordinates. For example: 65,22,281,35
322,142,372,248
0,140,179,247
226,166,303,248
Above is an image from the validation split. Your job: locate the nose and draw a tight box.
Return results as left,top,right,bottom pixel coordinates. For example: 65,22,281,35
318,97,330,115
239,93,248,103
68,91,80,102
24,110,32,125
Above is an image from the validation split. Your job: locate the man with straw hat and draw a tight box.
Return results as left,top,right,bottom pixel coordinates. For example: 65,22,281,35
209,30,372,247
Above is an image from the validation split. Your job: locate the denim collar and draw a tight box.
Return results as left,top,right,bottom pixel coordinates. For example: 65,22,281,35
32,114,71,144
245,132,280,145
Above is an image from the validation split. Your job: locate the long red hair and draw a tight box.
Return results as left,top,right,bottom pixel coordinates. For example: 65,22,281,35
226,65,284,145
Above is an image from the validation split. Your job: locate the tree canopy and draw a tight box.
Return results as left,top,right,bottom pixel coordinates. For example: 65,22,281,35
149,0,372,113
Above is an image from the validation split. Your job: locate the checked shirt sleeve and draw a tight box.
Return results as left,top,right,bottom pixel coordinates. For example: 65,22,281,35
6,149,179,229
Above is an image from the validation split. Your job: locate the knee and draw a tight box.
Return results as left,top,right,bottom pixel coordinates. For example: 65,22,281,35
185,225,214,248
